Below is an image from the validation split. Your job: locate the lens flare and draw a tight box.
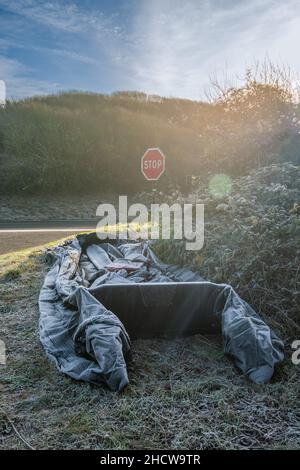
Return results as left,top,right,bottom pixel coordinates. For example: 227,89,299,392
208,174,232,199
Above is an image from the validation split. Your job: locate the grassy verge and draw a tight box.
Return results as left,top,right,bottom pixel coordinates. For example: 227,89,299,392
0,240,299,450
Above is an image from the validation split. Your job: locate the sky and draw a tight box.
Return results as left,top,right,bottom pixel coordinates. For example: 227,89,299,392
0,0,300,100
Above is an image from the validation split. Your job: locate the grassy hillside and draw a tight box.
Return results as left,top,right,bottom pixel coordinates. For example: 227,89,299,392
0,93,201,195
1,69,300,196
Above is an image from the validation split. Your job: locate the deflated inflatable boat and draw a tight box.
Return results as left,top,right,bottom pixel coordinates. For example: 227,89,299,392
39,233,284,391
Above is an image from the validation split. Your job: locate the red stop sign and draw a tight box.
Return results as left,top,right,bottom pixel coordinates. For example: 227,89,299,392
141,148,165,181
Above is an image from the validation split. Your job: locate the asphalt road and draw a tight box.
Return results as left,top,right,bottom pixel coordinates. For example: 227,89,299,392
0,220,97,255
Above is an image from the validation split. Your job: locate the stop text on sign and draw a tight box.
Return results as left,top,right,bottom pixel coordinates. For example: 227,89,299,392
141,147,165,181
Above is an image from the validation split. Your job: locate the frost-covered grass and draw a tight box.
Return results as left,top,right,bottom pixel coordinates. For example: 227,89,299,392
0,240,299,449
155,162,300,340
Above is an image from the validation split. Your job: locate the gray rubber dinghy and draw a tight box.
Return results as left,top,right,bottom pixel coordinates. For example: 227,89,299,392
39,233,284,391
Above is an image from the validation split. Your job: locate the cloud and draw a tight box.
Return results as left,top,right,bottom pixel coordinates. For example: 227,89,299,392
0,0,121,36
0,0,124,97
120,0,300,99
0,56,61,99
0,38,11,51
26,45,99,66
0,0,107,97
1,0,300,99
0,39,98,66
